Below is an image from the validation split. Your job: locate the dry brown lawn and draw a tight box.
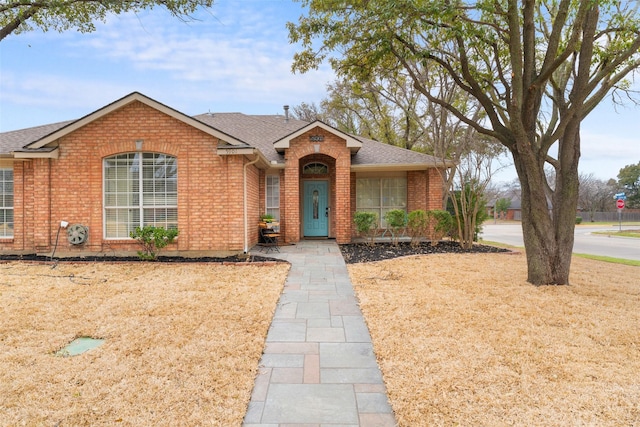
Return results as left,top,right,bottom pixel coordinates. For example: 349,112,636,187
3,251,639,426
349,252,640,427
0,261,289,426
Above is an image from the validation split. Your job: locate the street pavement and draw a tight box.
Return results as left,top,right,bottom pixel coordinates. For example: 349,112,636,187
482,222,640,261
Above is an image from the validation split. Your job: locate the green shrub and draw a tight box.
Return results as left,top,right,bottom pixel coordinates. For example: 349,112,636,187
407,210,428,247
130,226,179,260
575,216,583,224
384,209,407,246
426,210,454,246
446,187,490,248
353,211,378,246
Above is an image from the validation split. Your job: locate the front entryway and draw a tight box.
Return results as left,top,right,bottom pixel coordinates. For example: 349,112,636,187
303,181,328,237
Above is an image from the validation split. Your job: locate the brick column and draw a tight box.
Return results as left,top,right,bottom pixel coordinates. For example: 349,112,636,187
428,168,445,210
32,159,51,252
334,160,351,243
283,161,300,243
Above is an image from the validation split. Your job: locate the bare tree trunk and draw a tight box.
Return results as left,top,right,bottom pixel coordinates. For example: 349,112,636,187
514,154,558,285
512,122,580,285
551,118,581,283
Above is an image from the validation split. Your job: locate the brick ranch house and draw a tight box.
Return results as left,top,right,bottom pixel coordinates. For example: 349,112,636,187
0,92,450,257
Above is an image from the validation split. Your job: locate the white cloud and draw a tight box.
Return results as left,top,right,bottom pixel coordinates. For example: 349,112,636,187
75,10,329,95
581,130,638,161
0,2,334,130
491,123,640,185
579,130,639,179
0,71,134,111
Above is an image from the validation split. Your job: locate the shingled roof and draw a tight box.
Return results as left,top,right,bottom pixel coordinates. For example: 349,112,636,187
193,112,302,164
196,112,449,169
0,93,451,169
0,121,73,157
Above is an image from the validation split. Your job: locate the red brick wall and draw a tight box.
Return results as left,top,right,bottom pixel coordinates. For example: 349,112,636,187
427,168,445,210
407,169,445,212
1,105,449,254
244,158,260,249
283,158,300,243
3,101,253,255
407,170,427,212
32,158,51,251
349,168,446,239
0,161,33,253
283,127,352,243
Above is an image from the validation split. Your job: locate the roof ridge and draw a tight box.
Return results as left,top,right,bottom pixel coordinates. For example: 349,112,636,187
240,114,308,128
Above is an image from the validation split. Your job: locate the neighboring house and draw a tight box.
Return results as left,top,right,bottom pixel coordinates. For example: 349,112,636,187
487,197,522,221
506,198,523,220
0,92,451,256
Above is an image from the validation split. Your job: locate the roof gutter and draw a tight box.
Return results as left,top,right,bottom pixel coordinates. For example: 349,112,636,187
11,147,60,159
217,146,271,169
350,161,456,172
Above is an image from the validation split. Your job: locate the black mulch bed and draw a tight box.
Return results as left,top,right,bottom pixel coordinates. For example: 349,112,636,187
0,241,510,264
0,254,282,263
339,241,511,264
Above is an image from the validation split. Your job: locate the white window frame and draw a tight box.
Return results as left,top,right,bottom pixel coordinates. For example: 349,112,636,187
0,168,13,238
303,162,329,175
356,174,407,227
265,174,280,220
103,153,178,239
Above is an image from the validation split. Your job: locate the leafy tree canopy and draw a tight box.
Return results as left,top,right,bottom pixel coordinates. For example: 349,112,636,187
0,0,214,41
617,161,640,208
495,198,511,215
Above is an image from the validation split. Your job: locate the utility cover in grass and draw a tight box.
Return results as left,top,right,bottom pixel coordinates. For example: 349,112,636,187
55,337,104,357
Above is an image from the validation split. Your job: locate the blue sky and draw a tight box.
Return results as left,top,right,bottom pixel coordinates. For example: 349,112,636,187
0,0,332,125
0,0,638,184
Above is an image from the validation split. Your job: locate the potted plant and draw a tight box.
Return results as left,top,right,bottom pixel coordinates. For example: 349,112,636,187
259,214,278,231
260,213,275,223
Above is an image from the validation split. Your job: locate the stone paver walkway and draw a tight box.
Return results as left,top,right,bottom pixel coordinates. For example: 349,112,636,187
243,240,397,427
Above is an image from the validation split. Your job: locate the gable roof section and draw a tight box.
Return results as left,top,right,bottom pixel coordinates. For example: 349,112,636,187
12,92,247,158
272,121,362,154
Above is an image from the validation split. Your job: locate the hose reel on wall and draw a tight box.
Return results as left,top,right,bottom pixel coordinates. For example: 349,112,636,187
67,224,88,245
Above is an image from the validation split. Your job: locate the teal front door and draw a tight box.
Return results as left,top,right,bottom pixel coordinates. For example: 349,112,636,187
303,181,328,237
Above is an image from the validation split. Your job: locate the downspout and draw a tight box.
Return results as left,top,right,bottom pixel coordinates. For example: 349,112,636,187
243,153,260,253
22,161,26,250
48,158,52,251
